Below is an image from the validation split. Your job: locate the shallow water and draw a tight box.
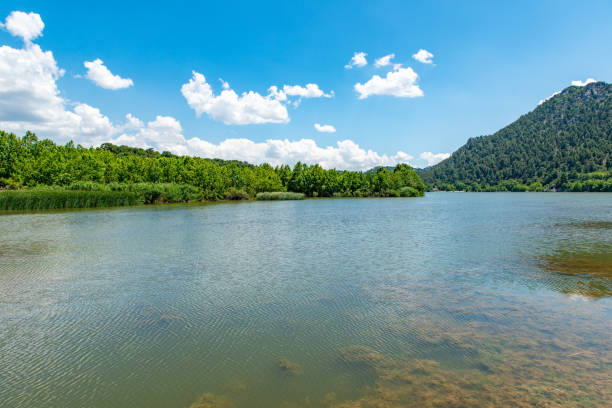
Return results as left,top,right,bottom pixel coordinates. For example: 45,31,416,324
0,193,610,407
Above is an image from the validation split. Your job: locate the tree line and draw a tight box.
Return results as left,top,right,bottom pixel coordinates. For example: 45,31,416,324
0,131,426,200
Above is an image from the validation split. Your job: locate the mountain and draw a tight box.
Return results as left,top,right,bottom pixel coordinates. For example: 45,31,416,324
421,82,612,191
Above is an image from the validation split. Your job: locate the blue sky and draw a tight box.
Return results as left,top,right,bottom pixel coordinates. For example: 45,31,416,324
1,0,611,169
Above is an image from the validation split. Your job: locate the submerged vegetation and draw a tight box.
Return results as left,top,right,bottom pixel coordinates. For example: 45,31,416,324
277,358,302,376
531,220,612,298
188,325,611,408
0,131,425,209
189,393,234,408
537,251,612,298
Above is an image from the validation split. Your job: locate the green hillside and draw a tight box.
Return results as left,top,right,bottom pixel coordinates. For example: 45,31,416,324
421,82,612,191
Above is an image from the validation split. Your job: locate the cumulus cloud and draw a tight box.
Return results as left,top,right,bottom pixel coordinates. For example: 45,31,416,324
571,78,597,87
281,83,333,107
114,115,190,154
355,67,423,99
119,113,144,130
114,118,421,171
345,51,367,69
0,37,116,145
374,53,395,68
314,123,336,133
0,11,426,171
84,58,133,90
1,11,44,43
283,83,332,98
184,138,414,170
419,152,450,166
181,72,333,124
181,71,290,125
412,49,434,64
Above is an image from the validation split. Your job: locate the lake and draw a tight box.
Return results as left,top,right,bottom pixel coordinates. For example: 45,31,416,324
1,193,610,407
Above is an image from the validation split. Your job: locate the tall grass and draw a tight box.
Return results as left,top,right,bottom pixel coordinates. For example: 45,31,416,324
0,190,139,211
256,192,305,200
66,182,203,203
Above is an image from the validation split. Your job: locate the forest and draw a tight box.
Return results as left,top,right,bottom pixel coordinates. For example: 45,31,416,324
0,130,425,209
420,81,612,192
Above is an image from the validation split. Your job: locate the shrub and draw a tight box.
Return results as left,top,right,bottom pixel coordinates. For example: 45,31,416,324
399,186,420,197
256,192,305,200
224,187,250,200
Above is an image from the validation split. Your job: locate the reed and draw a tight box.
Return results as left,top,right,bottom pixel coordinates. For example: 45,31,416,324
255,192,305,200
0,190,139,210
66,182,203,204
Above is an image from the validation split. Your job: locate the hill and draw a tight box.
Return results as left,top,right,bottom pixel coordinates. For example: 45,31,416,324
421,82,612,191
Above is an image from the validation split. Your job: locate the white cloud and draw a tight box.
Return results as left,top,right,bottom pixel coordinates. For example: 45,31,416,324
374,53,395,68
0,38,116,145
184,138,414,170
119,113,144,130
571,78,596,87
314,123,336,133
282,83,333,107
181,72,333,124
181,71,289,125
267,85,287,102
1,11,44,43
114,115,189,153
412,49,434,64
419,151,450,166
84,58,133,90
355,67,423,99
114,117,417,171
345,52,367,69
219,78,230,89
0,11,426,172
283,83,332,98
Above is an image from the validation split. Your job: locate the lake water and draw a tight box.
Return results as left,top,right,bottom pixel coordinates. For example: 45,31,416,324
1,193,611,407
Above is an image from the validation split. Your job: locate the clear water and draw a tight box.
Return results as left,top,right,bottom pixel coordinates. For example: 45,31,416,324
1,193,610,407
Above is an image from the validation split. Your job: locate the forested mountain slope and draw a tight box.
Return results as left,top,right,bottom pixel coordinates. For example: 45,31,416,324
421,82,612,191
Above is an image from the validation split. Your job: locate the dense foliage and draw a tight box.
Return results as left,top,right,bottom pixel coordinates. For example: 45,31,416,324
0,131,426,203
421,82,612,191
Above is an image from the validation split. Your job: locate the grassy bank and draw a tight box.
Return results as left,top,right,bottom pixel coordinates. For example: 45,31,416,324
256,192,305,200
65,182,203,204
0,184,421,211
0,190,140,211
0,182,205,211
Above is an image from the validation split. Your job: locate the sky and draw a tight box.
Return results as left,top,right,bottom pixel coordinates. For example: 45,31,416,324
1,0,611,170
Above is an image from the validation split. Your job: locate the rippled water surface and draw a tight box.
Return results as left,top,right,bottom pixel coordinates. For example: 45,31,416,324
1,193,611,407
